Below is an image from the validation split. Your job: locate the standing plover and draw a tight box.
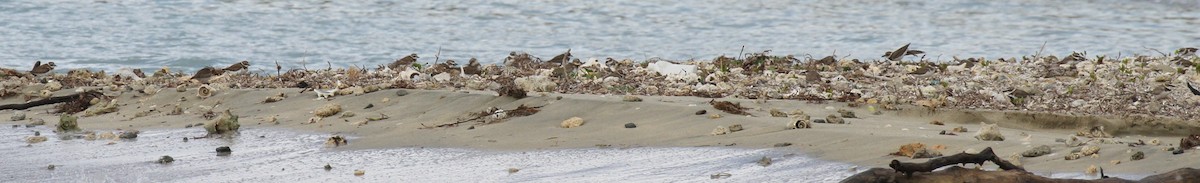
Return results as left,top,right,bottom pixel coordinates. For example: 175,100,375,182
389,54,419,71
1177,47,1197,57
30,61,56,76
191,67,225,84
547,49,572,65
463,58,482,76
223,60,250,72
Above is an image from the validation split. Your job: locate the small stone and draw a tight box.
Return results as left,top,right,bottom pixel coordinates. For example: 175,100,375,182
556,96,563,100
1131,151,1145,161
1065,152,1084,160
757,156,772,167
789,119,812,129
1149,138,1161,146
710,172,732,179
354,169,365,176
1085,165,1098,175
695,110,707,115
624,123,637,128
708,114,721,119
364,104,374,109
622,95,642,102
26,118,45,127
183,137,189,142
560,117,584,128
10,112,25,121
974,122,1004,141
324,164,333,171
119,130,139,139
1080,145,1100,156
340,111,356,118
837,109,856,118
929,120,944,125
507,168,520,174
157,156,175,164
1173,148,1185,155
395,90,409,96
813,119,827,123
711,126,731,135
25,136,48,144
46,165,56,170
773,142,792,147
769,109,787,117
1110,160,1121,165
1022,145,1052,157
184,124,194,128
951,126,968,133
728,124,743,132
215,146,232,156
825,115,845,124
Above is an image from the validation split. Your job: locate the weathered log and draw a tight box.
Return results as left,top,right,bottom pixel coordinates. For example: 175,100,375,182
888,147,1023,177
0,91,103,111
841,167,1200,183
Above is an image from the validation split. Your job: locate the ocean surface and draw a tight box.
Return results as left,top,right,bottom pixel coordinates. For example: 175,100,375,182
1,0,1198,72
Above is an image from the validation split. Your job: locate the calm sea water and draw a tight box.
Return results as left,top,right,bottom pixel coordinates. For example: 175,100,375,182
0,0,1197,72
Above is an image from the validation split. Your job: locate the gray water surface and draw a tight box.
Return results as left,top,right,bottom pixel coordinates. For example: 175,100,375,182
0,0,1197,71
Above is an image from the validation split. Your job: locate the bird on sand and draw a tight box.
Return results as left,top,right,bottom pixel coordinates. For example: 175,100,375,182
30,61,56,76
191,67,225,84
389,54,419,71
463,58,482,76
1177,47,1197,57
223,60,250,72
882,43,922,61
547,49,572,65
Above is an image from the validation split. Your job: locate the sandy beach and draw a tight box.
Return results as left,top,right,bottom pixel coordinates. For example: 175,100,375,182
4,87,1197,178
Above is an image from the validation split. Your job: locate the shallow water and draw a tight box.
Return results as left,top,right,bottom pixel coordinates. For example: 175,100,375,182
0,0,1197,72
2,125,865,182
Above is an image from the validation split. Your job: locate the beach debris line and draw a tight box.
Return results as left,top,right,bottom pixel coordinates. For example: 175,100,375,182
0,90,104,112
423,104,544,129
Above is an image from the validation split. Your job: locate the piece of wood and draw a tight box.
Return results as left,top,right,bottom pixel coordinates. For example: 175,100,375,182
888,147,1023,177
0,91,102,111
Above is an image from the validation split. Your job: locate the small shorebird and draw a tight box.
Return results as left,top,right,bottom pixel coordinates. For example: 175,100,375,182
389,54,419,71
547,49,572,65
463,58,482,76
1058,52,1086,64
223,60,250,72
132,69,146,78
313,81,341,100
882,43,921,61
191,67,225,84
907,64,934,75
30,61,56,76
1177,47,1197,57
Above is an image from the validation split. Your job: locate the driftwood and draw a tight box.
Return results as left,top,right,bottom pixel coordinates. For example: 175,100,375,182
421,104,544,129
843,167,1200,183
0,91,103,111
888,147,1022,177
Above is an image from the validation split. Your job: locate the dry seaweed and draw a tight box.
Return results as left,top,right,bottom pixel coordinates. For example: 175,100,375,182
709,100,750,115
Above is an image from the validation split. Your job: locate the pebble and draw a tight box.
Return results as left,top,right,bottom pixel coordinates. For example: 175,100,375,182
157,156,175,164
624,123,637,128
1022,145,1051,157
774,142,793,147
622,95,642,102
1131,151,1145,161
695,110,707,115
216,146,232,156
395,90,409,96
